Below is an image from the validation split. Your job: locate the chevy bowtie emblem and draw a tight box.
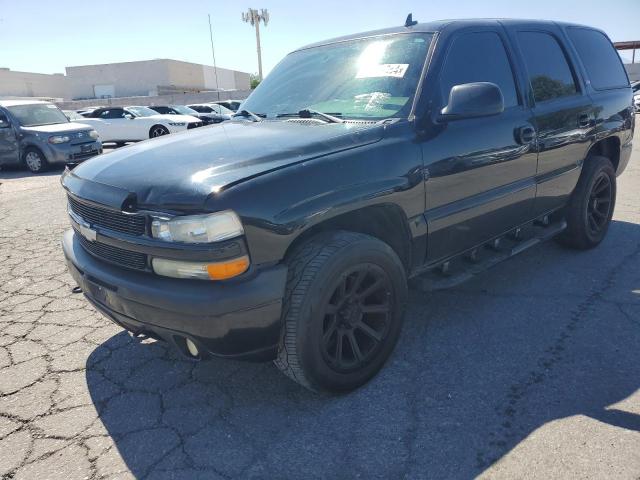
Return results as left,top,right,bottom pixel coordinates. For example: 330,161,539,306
68,208,97,242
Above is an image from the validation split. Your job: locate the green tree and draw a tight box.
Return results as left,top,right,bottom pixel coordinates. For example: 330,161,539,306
250,73,261,89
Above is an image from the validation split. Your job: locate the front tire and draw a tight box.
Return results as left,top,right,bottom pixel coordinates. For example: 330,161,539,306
275,231,408,393
149,125,169,138
23,147,48,173
557,155,616,249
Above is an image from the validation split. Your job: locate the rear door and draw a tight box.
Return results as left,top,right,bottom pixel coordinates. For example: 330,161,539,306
422,26,538,262
510,26,594,215
0,110,19,166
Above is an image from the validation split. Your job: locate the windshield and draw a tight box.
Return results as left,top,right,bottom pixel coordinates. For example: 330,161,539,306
8,103,69,127
213,104,234,115
242,33,433,120
126,106,160,117
171,105,199,115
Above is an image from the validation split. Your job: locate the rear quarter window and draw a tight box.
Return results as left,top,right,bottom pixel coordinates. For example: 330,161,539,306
567,27,629,90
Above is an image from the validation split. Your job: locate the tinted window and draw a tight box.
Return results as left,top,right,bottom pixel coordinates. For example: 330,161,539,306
99,109,126,119
518,32,578,102
152,106,170,114
568,28,628,90
440,31,518,108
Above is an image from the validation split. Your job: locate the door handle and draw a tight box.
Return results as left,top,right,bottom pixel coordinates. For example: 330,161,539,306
515,125,535,144
578,113,591,127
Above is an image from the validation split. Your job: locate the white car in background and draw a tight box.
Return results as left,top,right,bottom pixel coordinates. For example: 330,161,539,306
632,81,640,113
80,106,203,144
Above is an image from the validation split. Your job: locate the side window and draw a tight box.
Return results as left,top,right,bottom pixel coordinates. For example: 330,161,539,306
99,109,124,119
210,105,221,114
517,31,578,103
567,28,628,90
440,31,519,108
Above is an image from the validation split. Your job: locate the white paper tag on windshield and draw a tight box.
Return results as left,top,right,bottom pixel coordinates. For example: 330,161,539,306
356,63,409,79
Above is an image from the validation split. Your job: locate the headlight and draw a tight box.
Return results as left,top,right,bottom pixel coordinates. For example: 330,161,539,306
151,210,244,243
49,135,70,144
168,122,186,126
89,129,99,139
152,255,250,280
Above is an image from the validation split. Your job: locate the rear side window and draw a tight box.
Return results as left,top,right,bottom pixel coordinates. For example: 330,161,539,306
518,32,578,103
440,31,519,108
567,28,628,90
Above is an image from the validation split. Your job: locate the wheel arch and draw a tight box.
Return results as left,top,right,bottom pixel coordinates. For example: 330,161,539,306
149,124,168,137
283,203,413,273
586,135,621,171
21,144,48,162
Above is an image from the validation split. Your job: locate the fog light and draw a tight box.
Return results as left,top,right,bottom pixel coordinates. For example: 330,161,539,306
185,338,199,357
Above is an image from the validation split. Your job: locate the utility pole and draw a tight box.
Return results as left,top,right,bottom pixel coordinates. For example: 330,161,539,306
208,14,220,100
242,8,269,81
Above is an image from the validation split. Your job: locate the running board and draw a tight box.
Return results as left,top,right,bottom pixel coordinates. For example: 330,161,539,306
410,220,567,292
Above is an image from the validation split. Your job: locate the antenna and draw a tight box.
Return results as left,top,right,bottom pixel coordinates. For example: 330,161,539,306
405,13,417,28
208,14,220,100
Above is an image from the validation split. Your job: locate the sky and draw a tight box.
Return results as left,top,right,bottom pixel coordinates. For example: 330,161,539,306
1,0,639,77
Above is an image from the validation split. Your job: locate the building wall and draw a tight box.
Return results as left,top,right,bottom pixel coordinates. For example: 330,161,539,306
625,63,640,82
66,60,172,99
66,59,250,100
0,68,68,99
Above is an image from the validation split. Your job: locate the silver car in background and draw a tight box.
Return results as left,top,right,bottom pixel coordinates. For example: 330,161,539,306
0,100,102,173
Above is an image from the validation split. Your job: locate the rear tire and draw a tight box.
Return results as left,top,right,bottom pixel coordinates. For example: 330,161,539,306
23,147,48,174
556,155,616,249
274,231,407,393
149,125,169,138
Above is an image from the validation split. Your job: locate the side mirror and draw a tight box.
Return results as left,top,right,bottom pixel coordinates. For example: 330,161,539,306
440,82,504,121
123,114,134,119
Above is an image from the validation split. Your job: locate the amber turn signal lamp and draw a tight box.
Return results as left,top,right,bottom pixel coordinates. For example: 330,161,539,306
206,255,250,280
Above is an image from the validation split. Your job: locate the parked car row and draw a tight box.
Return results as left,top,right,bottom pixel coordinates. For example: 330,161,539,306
1,98,245,173
79,106,204,144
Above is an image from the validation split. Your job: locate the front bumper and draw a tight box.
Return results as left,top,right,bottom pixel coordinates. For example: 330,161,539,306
62,229,287,361
45,140,102,164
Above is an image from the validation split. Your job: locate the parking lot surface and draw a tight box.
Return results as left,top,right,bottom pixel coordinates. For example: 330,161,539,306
0,134,639,479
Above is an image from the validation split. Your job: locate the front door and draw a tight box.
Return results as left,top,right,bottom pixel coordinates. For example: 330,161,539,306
422,28,538,263
0,111,19,166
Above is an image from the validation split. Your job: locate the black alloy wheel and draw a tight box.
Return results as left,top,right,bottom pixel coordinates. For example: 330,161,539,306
586,171,612,236
321,264,393,373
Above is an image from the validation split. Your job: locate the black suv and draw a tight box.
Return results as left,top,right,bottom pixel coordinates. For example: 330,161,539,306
61,18,634,392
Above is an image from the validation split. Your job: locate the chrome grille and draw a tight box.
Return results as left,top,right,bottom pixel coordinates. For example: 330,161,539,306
68,196,146,236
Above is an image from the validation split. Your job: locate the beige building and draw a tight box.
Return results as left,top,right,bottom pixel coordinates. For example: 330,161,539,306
0,68,68,100
65,59,250,100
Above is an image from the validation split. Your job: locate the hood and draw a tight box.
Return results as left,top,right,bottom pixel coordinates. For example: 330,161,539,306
66,120,384,209
23,122,93,134
151,114,200,123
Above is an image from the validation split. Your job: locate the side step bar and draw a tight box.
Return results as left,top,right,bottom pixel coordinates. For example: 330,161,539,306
410,220,567,292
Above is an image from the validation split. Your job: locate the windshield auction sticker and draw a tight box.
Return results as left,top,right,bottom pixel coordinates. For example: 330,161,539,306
356,63,409,79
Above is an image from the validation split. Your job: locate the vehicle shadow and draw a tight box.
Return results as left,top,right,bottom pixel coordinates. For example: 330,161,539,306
85,219,640,479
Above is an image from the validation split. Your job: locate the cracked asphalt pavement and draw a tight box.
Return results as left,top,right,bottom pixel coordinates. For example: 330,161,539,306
1,130,639,480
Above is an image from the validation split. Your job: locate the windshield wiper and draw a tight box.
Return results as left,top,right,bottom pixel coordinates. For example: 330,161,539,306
277,109,344,124
232,109,263,122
